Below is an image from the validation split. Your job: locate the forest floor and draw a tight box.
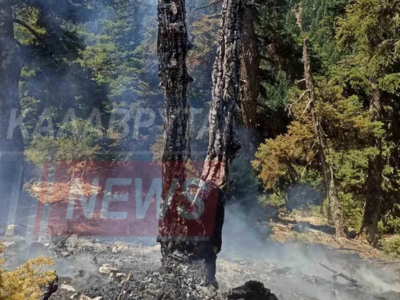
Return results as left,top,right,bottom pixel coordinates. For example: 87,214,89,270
268,213,394,261
2,206,400,299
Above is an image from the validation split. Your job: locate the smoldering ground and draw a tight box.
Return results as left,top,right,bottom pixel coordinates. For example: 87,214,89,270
1,202,400,300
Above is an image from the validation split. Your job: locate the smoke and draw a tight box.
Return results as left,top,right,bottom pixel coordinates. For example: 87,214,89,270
221,203,400,298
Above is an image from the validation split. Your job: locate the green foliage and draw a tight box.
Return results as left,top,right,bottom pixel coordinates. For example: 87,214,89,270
0,243,55,300
6,0,400,249
25,119,103,165
228,153,261,203
252,0,400,237
379,235,400,258
259,192,286,208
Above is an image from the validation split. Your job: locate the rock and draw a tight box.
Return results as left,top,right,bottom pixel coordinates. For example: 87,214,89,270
92,243,104,252
110,272,126,280
111,243,128,253
5,224,16,236
61,251,71,257
2,241,17,250
67,236,93,249
80,296,102,300
99,264,118,274
70,293,79,299
61,284,76,292
154,244,161,251
223,281,278,300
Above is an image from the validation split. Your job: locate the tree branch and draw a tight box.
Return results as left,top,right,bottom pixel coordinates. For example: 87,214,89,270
13,18,61,67
206,13,222,19
301,99,312,118
319,263,360,286
285,89,310,116
13,19,42,41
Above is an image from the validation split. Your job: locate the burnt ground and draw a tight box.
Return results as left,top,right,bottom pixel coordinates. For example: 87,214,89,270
1,206,400,300
1,231,400,300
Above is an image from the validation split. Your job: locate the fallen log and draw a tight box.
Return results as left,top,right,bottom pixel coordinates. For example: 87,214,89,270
319,263,360,287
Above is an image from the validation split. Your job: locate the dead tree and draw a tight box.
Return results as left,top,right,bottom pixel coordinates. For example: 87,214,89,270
157,0,246,286
198,0,245,282
157,0,192,254
302,39,344,238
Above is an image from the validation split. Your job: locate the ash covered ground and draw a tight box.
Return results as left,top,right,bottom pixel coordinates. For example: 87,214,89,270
2,205,400,300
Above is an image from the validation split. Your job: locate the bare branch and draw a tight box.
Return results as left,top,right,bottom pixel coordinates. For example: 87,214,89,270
319,263,360,286
206,13,222,19
295,79,306,85
285,89,310,116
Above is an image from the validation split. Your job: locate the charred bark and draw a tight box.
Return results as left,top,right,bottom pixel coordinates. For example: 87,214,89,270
157,0,192,253
198,0,245,282
302,39,344,238
240,2,261,133
157,0,245,286
360,86,384,244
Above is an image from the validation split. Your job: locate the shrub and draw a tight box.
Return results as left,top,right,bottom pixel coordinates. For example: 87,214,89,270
379,236,400,258
0,243,56,300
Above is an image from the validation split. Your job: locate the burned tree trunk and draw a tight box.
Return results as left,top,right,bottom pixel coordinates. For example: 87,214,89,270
302,39,344,238
157,0,245,286
199,0,245,281
157,0,192,253
240,2,261,132
360,86,384,244
0,0,23,231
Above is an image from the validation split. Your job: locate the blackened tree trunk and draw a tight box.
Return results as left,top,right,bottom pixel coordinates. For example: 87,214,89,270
199,0,245,280
240,2,261,132
0,0,23,231
157,0,192,252
157,0,245,286
360,86,384,244
303,39,344,238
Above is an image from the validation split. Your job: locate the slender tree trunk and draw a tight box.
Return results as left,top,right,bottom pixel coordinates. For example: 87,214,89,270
199,0,245,282
240,2,260,132
0,0,23,232
360,86,384,244
157,0,192,252
303,39,344,238
0,0,22,150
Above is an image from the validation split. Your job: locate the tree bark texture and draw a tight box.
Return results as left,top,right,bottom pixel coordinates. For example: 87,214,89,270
157,0,192,251
198,0,245,278
240,2,261,131
303,39,344,238
157,0,245,285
